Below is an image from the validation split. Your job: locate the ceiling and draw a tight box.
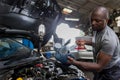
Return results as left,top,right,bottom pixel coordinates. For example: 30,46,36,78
56,0,120,28
57,0,120,16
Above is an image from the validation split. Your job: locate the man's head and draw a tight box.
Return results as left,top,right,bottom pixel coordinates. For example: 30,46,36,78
90,6,109,31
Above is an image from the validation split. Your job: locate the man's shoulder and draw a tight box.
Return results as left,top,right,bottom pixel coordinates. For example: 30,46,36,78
105,26,117,37
103,26,119,42
106,26,115,33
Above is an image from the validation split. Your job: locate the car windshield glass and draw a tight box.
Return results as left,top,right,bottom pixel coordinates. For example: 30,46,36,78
0,38,31,59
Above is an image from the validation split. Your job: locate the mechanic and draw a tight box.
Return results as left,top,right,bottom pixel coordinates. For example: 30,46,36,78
67,6,120,80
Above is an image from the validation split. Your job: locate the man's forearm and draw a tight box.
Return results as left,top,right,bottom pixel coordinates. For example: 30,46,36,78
73,60,100,72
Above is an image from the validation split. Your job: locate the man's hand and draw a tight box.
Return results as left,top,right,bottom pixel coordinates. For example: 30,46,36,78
67,56,76,65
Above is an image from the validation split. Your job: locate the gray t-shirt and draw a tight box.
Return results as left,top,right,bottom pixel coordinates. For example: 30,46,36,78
93,26,120,69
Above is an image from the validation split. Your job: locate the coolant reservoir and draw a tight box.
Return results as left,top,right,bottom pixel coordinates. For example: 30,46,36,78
16,77,23,80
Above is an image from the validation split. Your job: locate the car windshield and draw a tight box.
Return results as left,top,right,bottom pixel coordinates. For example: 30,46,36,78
0,38,31,59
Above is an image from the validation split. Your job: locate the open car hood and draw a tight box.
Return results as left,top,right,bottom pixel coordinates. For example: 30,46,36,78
0,0,61,46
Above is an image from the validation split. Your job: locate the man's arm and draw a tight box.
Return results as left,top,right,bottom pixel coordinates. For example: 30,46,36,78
68,51,112,72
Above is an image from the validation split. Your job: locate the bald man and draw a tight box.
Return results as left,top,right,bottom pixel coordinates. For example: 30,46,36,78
68,6,120,80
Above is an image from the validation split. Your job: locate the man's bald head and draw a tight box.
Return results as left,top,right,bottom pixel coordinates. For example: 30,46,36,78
90,6,110,31
91,6,109,19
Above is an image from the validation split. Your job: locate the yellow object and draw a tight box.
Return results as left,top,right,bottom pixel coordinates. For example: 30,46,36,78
16,77,23,80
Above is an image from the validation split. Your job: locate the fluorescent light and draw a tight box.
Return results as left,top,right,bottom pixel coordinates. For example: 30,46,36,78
65,18,79,21
62,8,72,14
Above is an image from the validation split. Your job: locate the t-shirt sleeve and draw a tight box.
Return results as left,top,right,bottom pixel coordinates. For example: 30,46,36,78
100,38,116,56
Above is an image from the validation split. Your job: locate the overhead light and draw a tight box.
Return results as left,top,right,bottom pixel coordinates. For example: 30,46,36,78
65,18,79,21
62,8,72,14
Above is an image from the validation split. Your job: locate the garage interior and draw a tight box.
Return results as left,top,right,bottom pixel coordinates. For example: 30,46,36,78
0,0,120,80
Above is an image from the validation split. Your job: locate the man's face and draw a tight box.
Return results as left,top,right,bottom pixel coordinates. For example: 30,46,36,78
91,12,107,31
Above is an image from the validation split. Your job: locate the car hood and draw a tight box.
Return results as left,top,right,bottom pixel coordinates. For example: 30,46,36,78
0,0,61,46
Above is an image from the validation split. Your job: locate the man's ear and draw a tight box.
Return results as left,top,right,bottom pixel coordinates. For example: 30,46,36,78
106,19,109,23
